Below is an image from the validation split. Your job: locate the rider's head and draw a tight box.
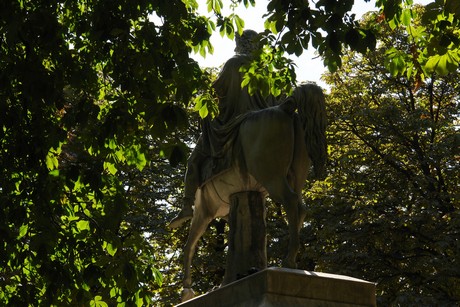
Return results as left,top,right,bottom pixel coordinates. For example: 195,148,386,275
234,29,260,55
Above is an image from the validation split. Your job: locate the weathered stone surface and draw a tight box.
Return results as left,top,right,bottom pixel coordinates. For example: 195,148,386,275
176,267,376,307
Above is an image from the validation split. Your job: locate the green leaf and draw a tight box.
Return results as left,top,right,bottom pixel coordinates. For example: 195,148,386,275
105,242,117,256
125,145,147,171
264,20,278,34
110,287,117,298
199,104,209,118
241,74,251,88
105,138,117,150
401,8,412,26
425,51,460,75
206,0,213,13
426,55,442,74
76,220,90,231
407,25,426,42
18,224,28,239
183,0,198,10
90,296,108,307
152,267,163,286
232,14,245,35
103,161,118,175
49,169,60,177
45,147,60,170
385,47,407,76
207,0,223,14
383,0,401,22
226,22,234,40
243,0,255,8
388,17,398,30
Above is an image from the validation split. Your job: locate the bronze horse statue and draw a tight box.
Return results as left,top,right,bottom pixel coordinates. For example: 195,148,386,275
171,83,327,301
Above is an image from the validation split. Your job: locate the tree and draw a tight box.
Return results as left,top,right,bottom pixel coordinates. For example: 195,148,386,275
310,6,459,305
0,0,211,304
1,0,458,305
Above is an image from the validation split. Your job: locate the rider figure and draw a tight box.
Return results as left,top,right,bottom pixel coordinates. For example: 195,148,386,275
169,30,270,228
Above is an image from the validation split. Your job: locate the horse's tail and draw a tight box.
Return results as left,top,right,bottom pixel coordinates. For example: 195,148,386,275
281,83,327,179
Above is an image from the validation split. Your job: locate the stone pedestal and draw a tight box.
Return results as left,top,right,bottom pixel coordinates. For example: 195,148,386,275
176,267,376,307
222,191,267,285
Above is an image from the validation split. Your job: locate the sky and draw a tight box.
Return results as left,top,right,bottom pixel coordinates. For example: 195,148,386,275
190,0,431,89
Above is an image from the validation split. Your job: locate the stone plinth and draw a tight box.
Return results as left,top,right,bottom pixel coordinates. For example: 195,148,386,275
176,267,376,307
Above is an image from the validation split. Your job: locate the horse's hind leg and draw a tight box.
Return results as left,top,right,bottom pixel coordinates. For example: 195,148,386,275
182,213,212,302
264,178,302,269
282,194,303,268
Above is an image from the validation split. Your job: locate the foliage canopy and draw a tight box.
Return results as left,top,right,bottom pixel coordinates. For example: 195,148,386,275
314,6,459,305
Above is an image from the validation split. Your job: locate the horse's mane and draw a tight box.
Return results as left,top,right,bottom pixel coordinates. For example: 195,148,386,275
292,83,327,179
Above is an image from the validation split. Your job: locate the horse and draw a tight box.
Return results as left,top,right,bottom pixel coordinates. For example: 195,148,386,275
172,83,327,302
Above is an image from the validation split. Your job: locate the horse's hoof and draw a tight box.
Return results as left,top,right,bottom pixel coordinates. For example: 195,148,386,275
181,288,195,302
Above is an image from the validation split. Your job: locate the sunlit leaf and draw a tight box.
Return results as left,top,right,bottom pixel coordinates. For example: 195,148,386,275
199,105,209,118
90,296,108,307
152,267,163,286
18,224,28,239
401,8,412,26
103,161,118,175
76,220,90,231
105,242,117,256
425,51,460,75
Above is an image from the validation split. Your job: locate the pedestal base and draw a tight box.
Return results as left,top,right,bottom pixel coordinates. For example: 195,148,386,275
176,267,376,307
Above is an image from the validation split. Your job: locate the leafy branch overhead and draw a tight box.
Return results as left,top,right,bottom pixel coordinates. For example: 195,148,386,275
196,0,459,101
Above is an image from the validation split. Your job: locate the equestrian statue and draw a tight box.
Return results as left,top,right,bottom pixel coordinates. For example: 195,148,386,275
168,30,327,302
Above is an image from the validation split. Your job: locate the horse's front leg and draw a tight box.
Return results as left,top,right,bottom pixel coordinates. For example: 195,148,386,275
181,212,212,302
